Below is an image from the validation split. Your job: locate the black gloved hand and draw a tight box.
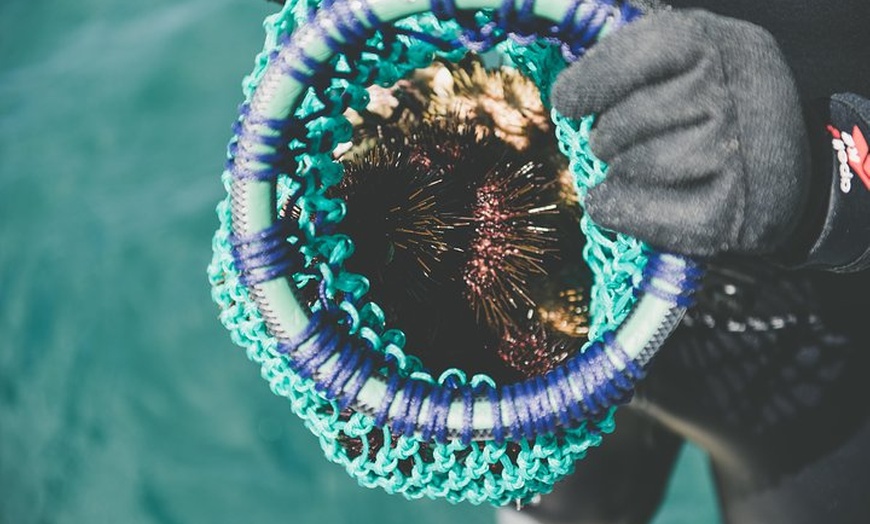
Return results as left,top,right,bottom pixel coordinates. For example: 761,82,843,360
551,9,810,257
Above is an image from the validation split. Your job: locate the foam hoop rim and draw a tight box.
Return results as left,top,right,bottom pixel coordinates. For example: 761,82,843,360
226,0,702,445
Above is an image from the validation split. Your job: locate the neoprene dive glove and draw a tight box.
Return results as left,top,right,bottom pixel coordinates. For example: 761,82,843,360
553,9,870,272
551,9,810,258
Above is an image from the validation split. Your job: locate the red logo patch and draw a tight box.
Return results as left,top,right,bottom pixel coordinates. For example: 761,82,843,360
827,125,870,192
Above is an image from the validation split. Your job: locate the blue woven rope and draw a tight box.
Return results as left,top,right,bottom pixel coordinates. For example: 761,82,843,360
460,386,475,445
547,366,575,426
499,384,520,441
249,253,699,445
486,383,505,444
374,374,403,427
229,215,304,286
567,350,597,416
525,379,548,436
210,0,708,505
264,286,696,445
322,338,364,398
638,253,702,307
427,0,628,56
297,325,344,378
421,383,452,441
339,351,375,409
535,375,557,434
224,0,701,454
228,0,382,185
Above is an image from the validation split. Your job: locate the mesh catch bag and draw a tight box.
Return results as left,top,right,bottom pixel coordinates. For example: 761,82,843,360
208,0,701,507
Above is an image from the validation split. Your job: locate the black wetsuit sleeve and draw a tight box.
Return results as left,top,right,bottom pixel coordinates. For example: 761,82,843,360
779,93,870,273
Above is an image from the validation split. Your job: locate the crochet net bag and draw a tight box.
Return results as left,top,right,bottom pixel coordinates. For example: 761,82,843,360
208,0,700,507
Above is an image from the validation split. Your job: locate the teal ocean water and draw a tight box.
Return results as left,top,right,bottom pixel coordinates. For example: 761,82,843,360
0,1,721,522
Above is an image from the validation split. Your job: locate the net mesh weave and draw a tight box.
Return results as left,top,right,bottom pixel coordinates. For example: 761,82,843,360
208,0,647,506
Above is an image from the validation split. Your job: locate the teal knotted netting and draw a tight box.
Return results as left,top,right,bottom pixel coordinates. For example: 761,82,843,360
207,0,699,507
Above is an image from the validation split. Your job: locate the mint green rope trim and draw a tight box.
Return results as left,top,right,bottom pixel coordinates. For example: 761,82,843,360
208,0,645,506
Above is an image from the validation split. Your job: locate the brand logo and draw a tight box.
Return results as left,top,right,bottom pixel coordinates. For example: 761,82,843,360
827,124,870,193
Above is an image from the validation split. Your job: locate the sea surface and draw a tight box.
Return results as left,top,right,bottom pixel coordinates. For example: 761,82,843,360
0,1,721,522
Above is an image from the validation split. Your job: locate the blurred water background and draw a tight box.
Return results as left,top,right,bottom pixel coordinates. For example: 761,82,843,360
0,1,721,522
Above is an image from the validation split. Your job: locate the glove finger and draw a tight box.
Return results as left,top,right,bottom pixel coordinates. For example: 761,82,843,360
584,123,744,256
588,59,726,162
600,116,737,188
551,10,708,119
585,176,734,257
